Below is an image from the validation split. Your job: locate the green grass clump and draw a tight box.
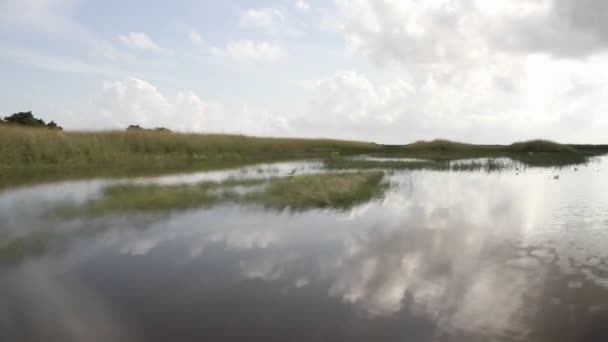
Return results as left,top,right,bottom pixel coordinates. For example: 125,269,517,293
249,171,387,210
58,178,267,215
55,171,388,215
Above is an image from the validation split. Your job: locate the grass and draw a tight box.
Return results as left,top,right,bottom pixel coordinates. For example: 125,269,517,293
1,126,607,189
55,171,388,216
0,126,380,188
248,171,387,210
56,178,267,215
373,139,606,167
324,157,519,172
4,172,386,262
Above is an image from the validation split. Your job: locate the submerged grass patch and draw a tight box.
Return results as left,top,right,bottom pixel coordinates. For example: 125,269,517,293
248,171,387,210
56,171,387,216
57,178,267,215
0,231,53,262
324,157,520,172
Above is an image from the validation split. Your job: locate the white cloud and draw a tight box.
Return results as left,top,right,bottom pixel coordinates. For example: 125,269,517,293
118,32,160,50
210,40,287,63
311,1,608,143
334,0,608,66
240,8,284,31
291,64,608,144
95,78,208,131
66,78,291,135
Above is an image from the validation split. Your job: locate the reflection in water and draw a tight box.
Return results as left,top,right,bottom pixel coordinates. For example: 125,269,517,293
1,158,608,341
1,261,131,342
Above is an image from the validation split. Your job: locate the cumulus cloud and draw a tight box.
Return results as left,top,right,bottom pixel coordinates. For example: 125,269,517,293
319,0,608,143
210,40,286,63
334,0,608,66
94,77,208,131
67,78,291,135
118,32,160,50
294,70,522,143
488,0,608,57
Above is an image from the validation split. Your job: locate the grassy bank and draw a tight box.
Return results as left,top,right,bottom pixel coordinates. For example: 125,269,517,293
373,139,607,166
0,126,380,188
1,126,607,188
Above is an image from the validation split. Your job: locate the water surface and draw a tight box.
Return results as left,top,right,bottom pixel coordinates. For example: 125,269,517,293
1,158,608,341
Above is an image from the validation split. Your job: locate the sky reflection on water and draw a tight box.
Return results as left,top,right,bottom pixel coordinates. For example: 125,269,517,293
1,158,608,341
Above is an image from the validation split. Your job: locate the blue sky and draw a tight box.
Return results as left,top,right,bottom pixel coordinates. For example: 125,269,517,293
2,0,608,143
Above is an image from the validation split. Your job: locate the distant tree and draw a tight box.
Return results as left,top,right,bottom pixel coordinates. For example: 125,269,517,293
127,124,144,131
46,121,63,130
126,125,172,132
2,111,63,130
3,111,46,127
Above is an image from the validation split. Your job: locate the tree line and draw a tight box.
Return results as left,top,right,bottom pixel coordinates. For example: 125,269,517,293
1,111,172,132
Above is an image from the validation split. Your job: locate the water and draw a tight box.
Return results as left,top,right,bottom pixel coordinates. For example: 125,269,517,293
1,158,608,341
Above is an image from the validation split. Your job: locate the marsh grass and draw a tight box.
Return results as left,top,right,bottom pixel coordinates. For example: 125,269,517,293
2,126,607,189
248,171,387,210
324,157,520,172
55,178,268,216
373,139,605,167
0,126,380,188
55,171,387,216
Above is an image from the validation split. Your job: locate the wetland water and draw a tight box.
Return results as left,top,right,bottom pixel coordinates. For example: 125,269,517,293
1,158,608,341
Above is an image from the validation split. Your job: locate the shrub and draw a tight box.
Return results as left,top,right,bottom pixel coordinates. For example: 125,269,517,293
2,111,63,130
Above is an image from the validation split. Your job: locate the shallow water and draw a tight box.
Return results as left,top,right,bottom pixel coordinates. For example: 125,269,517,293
1,158,608,341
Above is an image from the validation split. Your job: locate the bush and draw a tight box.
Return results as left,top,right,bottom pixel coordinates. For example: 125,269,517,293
127,124,144,131
4,112,46,127
126,125,172,133
3,111,62,130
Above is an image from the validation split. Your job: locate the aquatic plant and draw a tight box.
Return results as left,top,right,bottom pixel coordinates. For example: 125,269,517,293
54,171,388,216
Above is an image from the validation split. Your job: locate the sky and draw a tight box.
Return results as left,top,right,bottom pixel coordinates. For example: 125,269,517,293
1,0,608,144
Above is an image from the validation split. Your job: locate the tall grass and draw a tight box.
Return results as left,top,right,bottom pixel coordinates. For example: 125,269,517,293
0,126,380,187
1,126,606,188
